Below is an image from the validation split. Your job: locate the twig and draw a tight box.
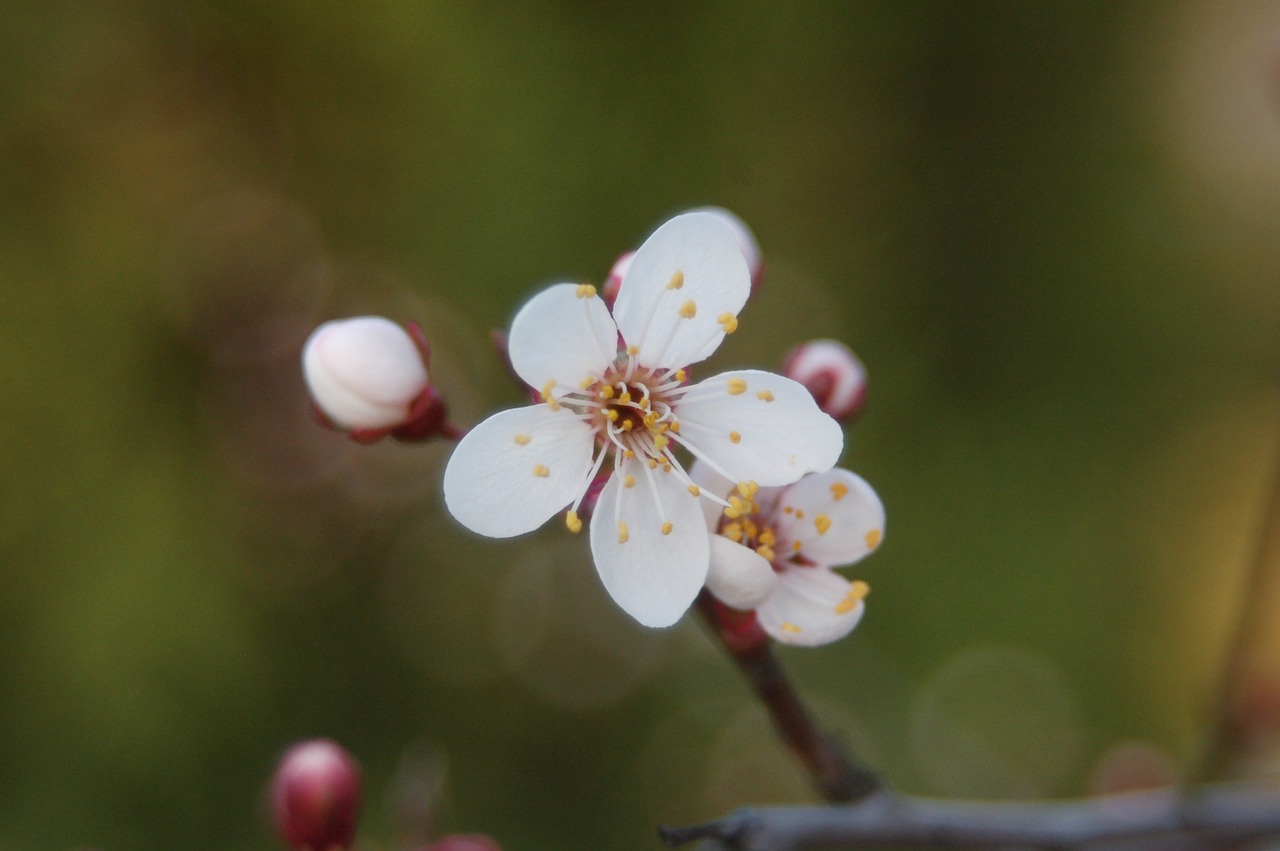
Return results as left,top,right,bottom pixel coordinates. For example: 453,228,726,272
694,592,880,803
659,781,1280,850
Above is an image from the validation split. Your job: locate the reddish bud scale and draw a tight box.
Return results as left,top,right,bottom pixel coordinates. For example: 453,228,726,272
271,739,362,851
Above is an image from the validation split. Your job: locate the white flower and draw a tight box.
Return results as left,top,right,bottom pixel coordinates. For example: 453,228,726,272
303,316,430,431
443,212,843,627
695,462,884,646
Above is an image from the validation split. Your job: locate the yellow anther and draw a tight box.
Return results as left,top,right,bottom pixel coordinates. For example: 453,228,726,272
654,433,670,452
727,378,748,395
674,369,687,383
542,382,560,411
666,270,684,290
668,420,681,433
729,431,742,444
575,283,597,299
717,312,738,334
624,474,636,488
648,459,658,469
626,344,639,355
679,299,697,319
619,391,632,404
758,527,776,547
757,545,775,562
865,529,882,550
830,482,849,501
623,449,636,459
533,464,550,478
756,389,775,402
792,540,802,552
723,504,742,520
600,384,615,399
661,522,673,535
687,484,701,497
814,514,832,536
580,376,596,389
783,506,794,515
513,433,531,446
780,622,802,634
606,409,620,422
662,463,672,472
642,411,657,428
795,509,805,519
835,580,870,615
621,420,634,431
565,511,583,533
736,481,759,499
722,522,743,542
617,521,629,544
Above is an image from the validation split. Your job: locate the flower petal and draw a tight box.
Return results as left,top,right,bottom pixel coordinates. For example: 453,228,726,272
706,535,778,610
774,469,884,568
589,455,710,627
688,458,736,532
612,212,751,370
443,404,596,538
757,567,866,647
508,283,618,397
675,370,843,487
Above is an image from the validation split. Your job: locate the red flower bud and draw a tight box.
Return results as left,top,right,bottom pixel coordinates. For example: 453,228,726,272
271,739,362,851
782,339,867,423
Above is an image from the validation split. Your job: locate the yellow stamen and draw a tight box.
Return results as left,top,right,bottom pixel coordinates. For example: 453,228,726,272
627,344,639,355
727,378,748,395
579,376,595,389
814,514,832,536
668,420,681,433
792,540,802,552
835,580,870,615
717,312,738,334
795,509,804,519
756,389,775,402
666,270,684,290
722,522,743,542
661,522,673,535
624,474,636,488
673,369,687,383
606,409,619,422
617,521,629,544
621,420,633,431
757,545,775,561
542,381,560,411
600,385,615,399
619,391,632,403
758,527,776,547
865,529,882,550
648,459,659,469
729,431,742,444
780,622,802,634
575,283,597,299
662,463,672,473
687,484,701,497
623,449,636,459
654,433,670,452
565,511,582,533
679,299,697,319
736,480,759,499
830,482,849,501
783,506,794,515
533,464,550,478
513,433,531,446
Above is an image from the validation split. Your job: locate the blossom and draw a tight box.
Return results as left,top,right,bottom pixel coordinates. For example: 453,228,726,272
695,462,884,646
443,212,843,627
783,338,868,423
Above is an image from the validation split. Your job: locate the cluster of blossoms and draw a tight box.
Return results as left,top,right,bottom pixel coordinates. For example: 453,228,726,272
303,209,883,644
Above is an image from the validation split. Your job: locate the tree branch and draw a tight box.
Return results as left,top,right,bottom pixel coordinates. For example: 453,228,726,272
660,782,1280,850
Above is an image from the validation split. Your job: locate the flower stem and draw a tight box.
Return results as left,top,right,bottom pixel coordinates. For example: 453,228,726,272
694,591,881,803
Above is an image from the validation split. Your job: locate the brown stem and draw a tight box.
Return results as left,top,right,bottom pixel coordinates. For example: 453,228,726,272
695,592,881,803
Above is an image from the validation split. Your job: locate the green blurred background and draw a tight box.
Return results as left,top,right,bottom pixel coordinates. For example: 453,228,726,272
4,1,1280,848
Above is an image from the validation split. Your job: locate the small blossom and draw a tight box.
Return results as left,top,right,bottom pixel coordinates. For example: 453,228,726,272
695,462,884,647
271,739,361,851
783,339,867,423
443,212,842,628
303,316,455,442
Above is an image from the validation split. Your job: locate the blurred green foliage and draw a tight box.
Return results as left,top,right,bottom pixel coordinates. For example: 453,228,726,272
2,2,1280,849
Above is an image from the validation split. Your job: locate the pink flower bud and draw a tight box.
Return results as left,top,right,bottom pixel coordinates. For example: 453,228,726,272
271,739,361,851
782,339,867,423
421,835,503,851
683,206,763,287
602,251,633,310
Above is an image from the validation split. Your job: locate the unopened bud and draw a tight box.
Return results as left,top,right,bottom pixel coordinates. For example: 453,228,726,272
421,835,503,851
683,206,763,287
271,739,361,851
783,339,867,423
602,251,633,309
303,317,457,442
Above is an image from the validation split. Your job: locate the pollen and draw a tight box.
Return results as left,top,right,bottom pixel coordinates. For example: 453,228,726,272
729,431,742,444
814,514,832,535
575,283,597,299
623,450,636,459
624,474,636,488
513,433,531,446
727,378,748,395
865,529,882,550
717,312,738,334
835,581,870,615
758,527,776,547
617,521,630,544
736,480,759,499
757,544,775,561
679,299,697,319
606,409,619,422
830,482,849,501
648,459,659,469
661,522,673,535
579,376,595,389
619,390,632,403
654,433,670,452
565,511,583,533
627,345,639,355
792,540,802,552
756,389,775,402
780,622,802,634
673,369,687,383
532,464,550,478
722,522,743,542
621,420,634,431
687,484,701,497
542,381,560,411
600,384,615,399
666,270,684,290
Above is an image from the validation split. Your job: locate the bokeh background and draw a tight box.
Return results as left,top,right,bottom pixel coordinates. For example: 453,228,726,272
4,2,1280,849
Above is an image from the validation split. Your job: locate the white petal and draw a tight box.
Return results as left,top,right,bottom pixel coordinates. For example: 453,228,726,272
675,370,843,487
589,455,710,627
682,206,762,282
705,536,777,610
688,458,737,532
508,283,618,397
612,212,751,370
773,469,884,568
302,317,428,430
757,567,866,647
443,404,596,538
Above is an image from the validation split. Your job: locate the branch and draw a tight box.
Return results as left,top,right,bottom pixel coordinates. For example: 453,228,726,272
660,782,1280,850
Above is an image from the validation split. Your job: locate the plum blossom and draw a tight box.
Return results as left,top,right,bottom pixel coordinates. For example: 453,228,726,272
443,212,842,627
695,462,884,646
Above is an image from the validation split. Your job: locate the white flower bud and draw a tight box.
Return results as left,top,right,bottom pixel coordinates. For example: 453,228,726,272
683,206,762,284
302,316,429,431
783,339,867,423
